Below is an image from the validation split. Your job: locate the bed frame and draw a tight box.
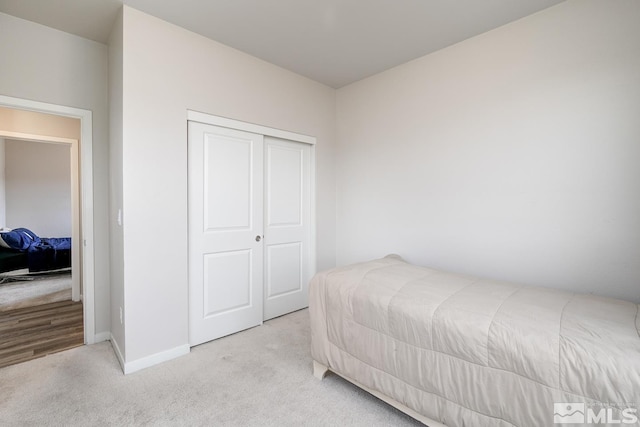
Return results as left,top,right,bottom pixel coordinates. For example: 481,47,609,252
0,245,71,276
313,360,445,427
0,248,28,274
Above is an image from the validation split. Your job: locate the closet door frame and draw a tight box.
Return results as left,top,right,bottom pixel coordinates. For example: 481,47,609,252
186,109,316,321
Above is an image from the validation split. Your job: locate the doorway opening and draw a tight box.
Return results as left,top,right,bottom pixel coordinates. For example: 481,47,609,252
0,95,96,353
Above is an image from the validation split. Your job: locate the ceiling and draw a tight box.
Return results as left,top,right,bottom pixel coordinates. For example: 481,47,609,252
0,0,564,88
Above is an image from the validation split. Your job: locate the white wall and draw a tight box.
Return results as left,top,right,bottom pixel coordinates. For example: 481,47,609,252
108,9,125,358
336,0,640,303
0,12,111,334
119,7,336,365
4,139,71,237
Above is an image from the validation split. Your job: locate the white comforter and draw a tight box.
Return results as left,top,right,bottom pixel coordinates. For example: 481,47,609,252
310,255,640,427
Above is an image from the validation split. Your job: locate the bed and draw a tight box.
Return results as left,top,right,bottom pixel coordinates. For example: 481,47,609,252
0,228,71,275
310,255,640,427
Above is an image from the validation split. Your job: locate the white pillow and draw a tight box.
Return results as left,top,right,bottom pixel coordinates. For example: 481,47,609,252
0,228,14,248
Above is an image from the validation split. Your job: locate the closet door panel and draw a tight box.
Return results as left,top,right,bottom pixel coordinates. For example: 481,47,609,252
263,137,311,320
189,122,264,346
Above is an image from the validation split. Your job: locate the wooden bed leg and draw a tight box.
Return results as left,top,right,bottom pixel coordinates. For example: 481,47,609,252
313,360,329,380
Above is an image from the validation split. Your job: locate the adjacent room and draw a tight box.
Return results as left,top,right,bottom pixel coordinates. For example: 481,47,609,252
0,107,84,368
0,0,638,426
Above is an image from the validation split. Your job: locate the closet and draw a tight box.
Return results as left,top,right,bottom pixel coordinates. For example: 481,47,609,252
188,117,314,346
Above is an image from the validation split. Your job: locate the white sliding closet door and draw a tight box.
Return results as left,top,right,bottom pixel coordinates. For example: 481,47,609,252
188,121,313,346
263,137,312,320
188,122,264,346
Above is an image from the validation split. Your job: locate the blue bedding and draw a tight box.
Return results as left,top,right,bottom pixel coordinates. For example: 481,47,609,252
0,228,71,273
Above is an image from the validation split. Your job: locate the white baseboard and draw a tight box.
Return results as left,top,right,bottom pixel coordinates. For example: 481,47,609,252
107,335,190,375
123,344,190,375
109,334,126,373
93,331,110,343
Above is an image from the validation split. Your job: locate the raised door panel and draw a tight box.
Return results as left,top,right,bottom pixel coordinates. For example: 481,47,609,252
204,136,252,231
266,242,302,298
203,250,252,316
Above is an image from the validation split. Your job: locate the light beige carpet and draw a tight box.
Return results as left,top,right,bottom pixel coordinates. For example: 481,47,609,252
0,273,72,311
0,309,423,426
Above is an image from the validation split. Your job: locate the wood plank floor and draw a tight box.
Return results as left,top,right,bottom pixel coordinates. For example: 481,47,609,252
0,300,83,368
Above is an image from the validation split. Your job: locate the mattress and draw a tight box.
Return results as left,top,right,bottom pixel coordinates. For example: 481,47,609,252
309,255,640,427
